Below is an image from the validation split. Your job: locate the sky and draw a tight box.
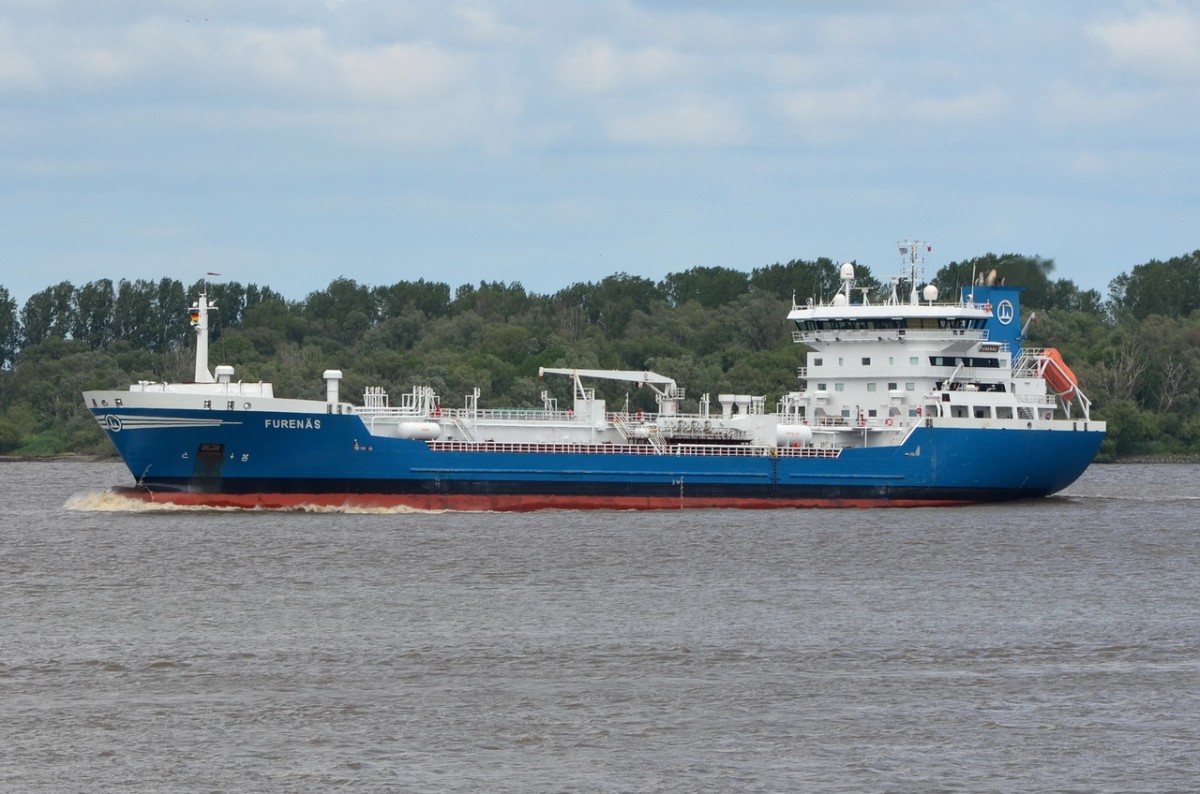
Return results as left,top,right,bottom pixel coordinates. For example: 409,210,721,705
2,0,1198,304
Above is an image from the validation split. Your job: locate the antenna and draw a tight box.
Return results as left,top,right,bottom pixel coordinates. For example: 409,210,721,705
897,240,930,305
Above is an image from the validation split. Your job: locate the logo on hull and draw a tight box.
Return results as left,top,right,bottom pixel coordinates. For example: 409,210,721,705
95,414,239,433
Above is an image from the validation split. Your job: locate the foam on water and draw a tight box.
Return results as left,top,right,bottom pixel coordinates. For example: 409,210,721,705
63,489,449,514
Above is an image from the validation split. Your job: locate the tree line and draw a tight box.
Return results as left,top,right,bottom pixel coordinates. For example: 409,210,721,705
1,250,1198,460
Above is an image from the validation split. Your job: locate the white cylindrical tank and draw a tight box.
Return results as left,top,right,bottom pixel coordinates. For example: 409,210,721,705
396,421,441,440
776,424,814,447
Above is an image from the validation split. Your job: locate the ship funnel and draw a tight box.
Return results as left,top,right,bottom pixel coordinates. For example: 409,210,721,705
323,370,343,404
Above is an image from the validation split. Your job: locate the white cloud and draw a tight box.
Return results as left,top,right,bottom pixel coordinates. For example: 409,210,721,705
1088,4,1200,81
453,6,534,46
1038,82,1153,128
339,42,474,104
774,83,888,142
0,21,45,89
912,89,1007,123
555,41,691,94
606,95,745,146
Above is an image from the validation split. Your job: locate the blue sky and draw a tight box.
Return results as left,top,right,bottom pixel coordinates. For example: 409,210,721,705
2,0,1197,304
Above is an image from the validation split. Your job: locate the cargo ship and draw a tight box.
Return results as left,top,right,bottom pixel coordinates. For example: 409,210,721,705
83,244,1105,510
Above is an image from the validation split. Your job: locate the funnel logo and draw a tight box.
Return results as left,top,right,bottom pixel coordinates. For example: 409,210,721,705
996,300,1015,326
104,414,124,432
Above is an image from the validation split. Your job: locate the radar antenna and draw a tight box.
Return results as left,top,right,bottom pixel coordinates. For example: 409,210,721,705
896,240,931,305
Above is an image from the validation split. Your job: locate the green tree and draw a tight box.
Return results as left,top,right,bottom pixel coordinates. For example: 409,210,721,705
304,278,378,345
0,286,18,369
1108,251,1200,320
661,266,750,309
73,279,116,349
374,279,453,320
554,273,665,336
21,281,76,347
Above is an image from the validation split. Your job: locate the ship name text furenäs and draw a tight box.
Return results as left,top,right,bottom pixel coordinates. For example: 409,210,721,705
264,418,322,430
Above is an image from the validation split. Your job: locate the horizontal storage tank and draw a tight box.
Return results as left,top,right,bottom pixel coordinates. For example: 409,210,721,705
396,421,441,440
776,424,814,447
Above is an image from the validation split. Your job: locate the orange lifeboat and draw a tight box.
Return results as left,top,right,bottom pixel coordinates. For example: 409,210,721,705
1042,348,1078,400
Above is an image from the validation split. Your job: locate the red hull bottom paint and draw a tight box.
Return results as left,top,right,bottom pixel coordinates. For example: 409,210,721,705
111,487,972,511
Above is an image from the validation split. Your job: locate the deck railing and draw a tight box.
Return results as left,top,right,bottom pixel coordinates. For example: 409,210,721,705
425,440,841,459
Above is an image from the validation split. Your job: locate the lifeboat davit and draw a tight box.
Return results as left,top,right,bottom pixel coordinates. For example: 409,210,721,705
1042,348,1079,400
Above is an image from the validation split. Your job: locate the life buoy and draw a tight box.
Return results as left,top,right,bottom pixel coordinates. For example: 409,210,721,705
885,417,893,426
916,407,922,416
433,406,441,417
636,410,643,421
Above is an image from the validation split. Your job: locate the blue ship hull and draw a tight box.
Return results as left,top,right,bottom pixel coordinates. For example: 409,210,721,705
92,405,1105,510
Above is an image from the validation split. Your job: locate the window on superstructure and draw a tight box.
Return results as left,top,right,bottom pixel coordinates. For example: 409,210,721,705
835,383,845,392
997,406,1013,419
906,382,915,391
861,357,871,366
888,382,898,391
910,357,919,365
817,383,828,391
838,357,844,366
929,356,1002,368
813,357,823,367
867,383,877,392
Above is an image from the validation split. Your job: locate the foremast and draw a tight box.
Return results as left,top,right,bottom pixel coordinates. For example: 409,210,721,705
188,292,216,384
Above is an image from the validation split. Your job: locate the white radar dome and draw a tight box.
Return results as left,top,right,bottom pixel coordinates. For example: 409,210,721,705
839,262,855,281
922,284,939,302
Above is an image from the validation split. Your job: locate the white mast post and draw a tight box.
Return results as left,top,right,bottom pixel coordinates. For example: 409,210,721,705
191,274,218,383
